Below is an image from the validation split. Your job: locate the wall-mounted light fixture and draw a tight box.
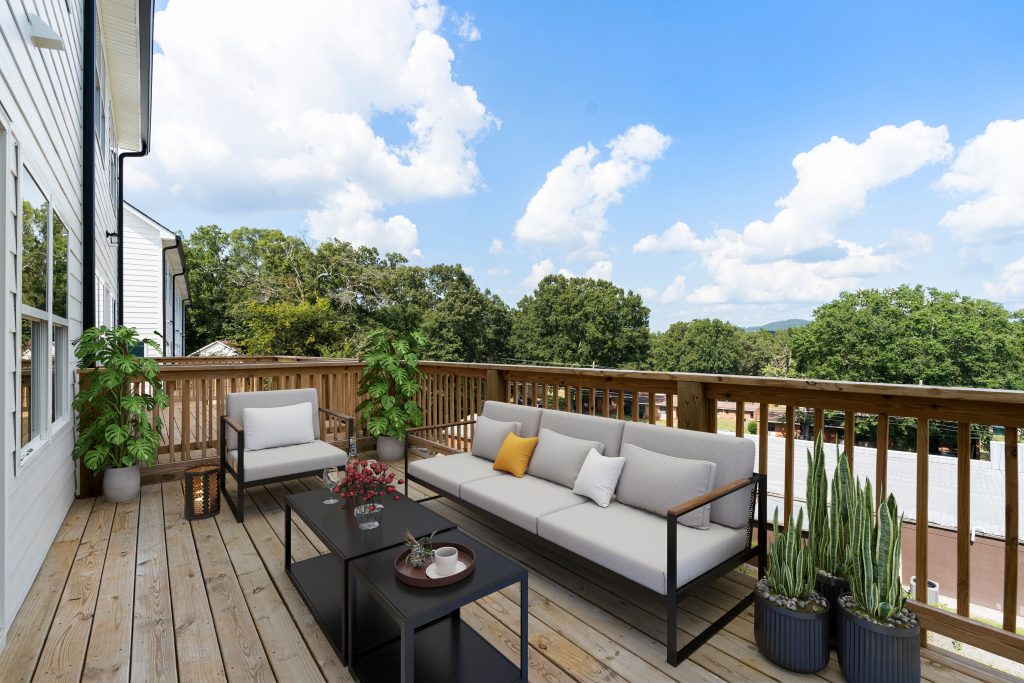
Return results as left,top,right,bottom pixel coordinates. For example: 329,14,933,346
105,231,119,246
28,14,64,51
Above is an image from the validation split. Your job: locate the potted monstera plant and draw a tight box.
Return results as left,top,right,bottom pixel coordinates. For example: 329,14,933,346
72,326,168,502
806,434,855,645
356,329,425,461
754,508,830,673
837,479,919,683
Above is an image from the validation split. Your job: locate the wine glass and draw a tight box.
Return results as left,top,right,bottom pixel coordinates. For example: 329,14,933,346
322,466,340,504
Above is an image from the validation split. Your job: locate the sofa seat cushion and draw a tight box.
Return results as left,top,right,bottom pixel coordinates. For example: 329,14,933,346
537,502,747,595
460,475,588,534
407,452,503,497
227,440,347,481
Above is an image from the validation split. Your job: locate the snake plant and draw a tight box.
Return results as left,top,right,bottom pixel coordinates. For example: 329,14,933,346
806,434,854,578
766,508,816,600
848,477,908,621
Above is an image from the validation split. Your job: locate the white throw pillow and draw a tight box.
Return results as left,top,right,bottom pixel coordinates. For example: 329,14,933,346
471,415,522,461
243,402,315,451
572,448,625,507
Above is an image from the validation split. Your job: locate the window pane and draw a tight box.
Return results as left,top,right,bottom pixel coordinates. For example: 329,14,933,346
21,173,48,311
53,212,68,318
20,319,32,447
52,325,68,423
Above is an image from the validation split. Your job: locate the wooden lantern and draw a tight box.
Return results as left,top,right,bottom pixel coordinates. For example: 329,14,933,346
184,464,220,520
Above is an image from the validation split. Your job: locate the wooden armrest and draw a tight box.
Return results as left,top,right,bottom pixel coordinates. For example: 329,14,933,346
668,476,756,518
405,419,476,434
318,407,355,423
221,415,243,434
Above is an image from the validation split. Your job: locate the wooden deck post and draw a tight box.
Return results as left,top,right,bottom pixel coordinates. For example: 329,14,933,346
676,381,709,432
484,368,507,404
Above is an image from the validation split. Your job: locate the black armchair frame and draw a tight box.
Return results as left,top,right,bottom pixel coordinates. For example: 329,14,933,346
220,407,355,522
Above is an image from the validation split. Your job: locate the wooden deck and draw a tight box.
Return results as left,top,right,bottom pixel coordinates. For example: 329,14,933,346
0,473,1016,683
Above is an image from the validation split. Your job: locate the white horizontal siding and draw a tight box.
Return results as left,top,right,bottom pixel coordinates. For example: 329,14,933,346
122,207,163,345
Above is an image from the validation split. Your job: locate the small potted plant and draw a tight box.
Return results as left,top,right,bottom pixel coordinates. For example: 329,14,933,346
754,508,830,673
838,479,919,683
72,326,168,502
338,460,403,530
806,434,854,645
404,530,438,568
356,329,426,461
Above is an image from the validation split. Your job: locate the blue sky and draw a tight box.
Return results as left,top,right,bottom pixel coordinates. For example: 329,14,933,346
128,1,1024,329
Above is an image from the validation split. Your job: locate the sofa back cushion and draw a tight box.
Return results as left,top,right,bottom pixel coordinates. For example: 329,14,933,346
226,388,320,450
528,428,606,489
471,415,521,461
538,410,625,458
621,422,754,528
616,443,716,529
243,402,316,451
481,401,543,437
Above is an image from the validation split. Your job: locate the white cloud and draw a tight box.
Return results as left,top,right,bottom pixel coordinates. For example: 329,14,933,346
487,266,511,276
523,259,572,288
489,238,504,254
659,275,687,303
938,119,1024,242
584,260,614,280
632,122,950,305
514,124,671,257
129,0,494,257
984,257,1024,299
453,12,481,41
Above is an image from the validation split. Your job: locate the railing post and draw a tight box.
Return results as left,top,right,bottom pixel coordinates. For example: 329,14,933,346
484,368,507,404
676,381,708,432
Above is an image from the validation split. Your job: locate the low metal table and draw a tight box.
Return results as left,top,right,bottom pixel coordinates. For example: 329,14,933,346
347,528,528,683
284,489,456,664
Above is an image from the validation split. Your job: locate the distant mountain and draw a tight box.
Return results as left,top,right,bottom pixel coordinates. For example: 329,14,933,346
744,318,810,333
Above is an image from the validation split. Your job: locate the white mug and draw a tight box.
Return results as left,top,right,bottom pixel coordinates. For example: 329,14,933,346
432,546,459,576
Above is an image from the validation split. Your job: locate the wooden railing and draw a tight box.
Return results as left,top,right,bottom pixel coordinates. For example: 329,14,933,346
114,356,1022,663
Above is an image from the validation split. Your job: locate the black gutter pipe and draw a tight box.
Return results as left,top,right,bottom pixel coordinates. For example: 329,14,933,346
82,0,96,330
161,239,176,353
117,145,148,326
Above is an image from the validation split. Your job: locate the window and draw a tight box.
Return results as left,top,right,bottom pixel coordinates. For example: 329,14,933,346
19,170,70,463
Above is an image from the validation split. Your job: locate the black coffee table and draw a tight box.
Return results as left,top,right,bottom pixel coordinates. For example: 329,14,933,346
284,489,456,664
347,528,528,683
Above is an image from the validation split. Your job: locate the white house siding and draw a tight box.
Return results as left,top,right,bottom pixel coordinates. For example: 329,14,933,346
122,206,164,347
0,0,124,637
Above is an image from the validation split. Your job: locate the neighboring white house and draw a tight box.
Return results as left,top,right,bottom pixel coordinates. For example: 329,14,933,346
0,0,154,644
122,202,189,356
191,339,240,357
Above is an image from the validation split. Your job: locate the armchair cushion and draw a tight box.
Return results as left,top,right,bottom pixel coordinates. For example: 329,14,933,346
225,388,320,450
226,440,346,481
242,402,315,451
616,443,717,529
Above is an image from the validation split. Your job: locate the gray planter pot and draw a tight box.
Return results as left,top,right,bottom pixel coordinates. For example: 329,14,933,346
815,572,849,649
754,592,830,673
103,464,141,502
837,595,920,683
376,436,406,462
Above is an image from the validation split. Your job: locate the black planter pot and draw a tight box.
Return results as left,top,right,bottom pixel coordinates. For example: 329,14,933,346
815,573,849,649
754,592,830,674
837,596,920,683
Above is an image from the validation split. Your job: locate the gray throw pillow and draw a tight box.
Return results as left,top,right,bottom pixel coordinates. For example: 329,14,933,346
527,428,605,489
615,443,717,529
471,415,521,461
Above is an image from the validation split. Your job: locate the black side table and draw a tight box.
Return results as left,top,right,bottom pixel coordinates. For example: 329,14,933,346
284,489,456,664
347,528,528,682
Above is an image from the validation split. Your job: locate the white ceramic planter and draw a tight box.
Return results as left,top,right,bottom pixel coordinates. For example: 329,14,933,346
376,435,406,462
103,464,141,502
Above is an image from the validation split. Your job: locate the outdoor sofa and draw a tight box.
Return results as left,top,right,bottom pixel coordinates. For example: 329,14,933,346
220,388,355,522
404,400,767,665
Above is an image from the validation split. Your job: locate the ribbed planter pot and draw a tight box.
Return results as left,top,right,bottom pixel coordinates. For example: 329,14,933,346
815,573,849,648
754,592,830,674
375,436,406,462
837,596,920,683
103,464,141,503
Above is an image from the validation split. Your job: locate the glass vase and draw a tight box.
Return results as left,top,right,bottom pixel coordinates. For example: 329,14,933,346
354,502,384,530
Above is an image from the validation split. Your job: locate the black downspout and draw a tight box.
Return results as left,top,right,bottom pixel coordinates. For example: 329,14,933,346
161,241,176,354
82,0,96,330
117,146,148,326
172,272,186,355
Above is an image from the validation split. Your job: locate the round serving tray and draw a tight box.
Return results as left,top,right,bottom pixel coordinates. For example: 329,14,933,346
395,542,476,588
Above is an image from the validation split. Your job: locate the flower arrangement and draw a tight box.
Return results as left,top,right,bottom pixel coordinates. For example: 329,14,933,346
337,460,404,511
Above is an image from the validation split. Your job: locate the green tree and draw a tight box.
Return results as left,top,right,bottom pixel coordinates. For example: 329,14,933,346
240,298,350,357
511,275,649,368
648,319,746,374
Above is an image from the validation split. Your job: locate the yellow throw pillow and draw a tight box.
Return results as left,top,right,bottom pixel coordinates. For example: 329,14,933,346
492,433,539,477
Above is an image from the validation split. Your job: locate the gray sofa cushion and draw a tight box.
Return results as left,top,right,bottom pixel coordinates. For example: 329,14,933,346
538,410,625,458
481,401,543,437
407,452,502,497
471,416,522,461
621,422,755,528
538,502,747,594
527,428,605,489
460,474,588,534
226,440,345,481
226,388,320,450
616,443,716,529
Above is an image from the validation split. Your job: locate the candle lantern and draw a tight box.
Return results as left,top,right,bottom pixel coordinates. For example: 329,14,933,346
184,464,221,520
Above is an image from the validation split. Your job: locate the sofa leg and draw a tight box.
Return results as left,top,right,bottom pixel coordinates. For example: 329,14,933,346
236,483,244,523
667,591,678,665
